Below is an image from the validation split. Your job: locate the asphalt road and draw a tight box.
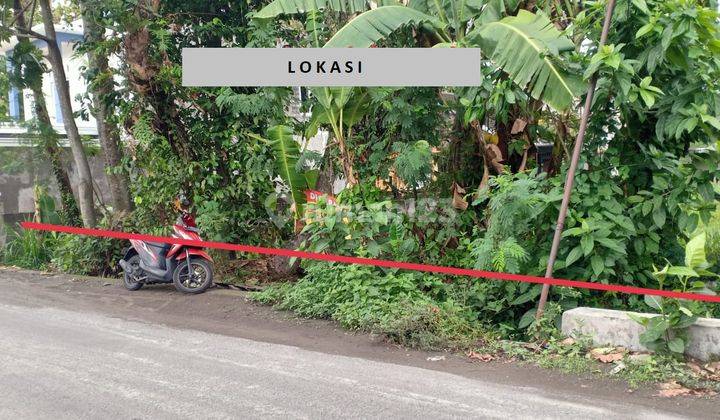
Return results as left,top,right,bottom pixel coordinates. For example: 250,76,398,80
0,302,697,419
1,267,717,419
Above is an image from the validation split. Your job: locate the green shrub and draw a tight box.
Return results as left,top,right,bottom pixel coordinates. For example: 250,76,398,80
50,233,125,277
1,226,56,269
252,262,485,350
377,300,484,350
50,213,132,276
705,204,720,266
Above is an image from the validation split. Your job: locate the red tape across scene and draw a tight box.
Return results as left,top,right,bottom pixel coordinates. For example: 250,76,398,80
20,221,720,304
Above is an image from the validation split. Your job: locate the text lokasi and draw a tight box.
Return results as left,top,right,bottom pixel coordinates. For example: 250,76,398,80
288,60,362,74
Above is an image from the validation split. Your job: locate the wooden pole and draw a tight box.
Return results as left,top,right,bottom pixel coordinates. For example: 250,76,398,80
535,0,617,319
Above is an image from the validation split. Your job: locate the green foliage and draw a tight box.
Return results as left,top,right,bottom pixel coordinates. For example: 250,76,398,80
469,10,585,111
465,173,555,330
472,178,541,272
129,112,287,243
350,87,444,186
50,215,134,276
6,40,47,90
302,190,471,265
318,5,582,110
392,140,433,191
215,87,289,125
582,0,720,149
50,233,125,277
540,143,719,313
630,232,718,355
324,6,441,47
253,262,484,349
1,227,56,270
254,125,318,221
254,0,374,19
705,205,720,265
34,186,61,225
0,56,10,120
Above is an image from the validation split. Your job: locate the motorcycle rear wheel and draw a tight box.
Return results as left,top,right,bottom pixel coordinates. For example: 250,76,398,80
172,257,213,294
123,255,145,291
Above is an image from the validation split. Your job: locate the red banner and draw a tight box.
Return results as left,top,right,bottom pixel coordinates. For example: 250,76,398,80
19,221,720,304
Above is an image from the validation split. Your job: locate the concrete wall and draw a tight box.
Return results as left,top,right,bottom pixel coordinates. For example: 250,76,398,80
0,147,110,221
562,307,720,361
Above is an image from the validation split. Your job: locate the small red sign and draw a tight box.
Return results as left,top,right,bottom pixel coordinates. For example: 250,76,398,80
305,190,336,205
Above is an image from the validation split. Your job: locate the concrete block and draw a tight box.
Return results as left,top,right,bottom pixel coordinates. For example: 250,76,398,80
561,307,720,361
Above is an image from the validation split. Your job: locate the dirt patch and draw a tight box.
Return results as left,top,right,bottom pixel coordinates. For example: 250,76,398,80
1,266,718,417
209,251,297,286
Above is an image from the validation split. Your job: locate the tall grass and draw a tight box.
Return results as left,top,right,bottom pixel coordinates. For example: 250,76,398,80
0,225,56,269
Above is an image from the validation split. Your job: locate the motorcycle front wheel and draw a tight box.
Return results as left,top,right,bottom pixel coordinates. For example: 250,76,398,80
172,257,213,294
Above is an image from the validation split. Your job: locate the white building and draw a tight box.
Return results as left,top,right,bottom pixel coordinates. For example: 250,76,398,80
0,19,98,146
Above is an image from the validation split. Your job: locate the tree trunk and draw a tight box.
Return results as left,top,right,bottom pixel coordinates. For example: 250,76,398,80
38,0,97,227
30,84,82,225
123,0,193,162
335,133,358,186
11,0,81,225
80,0,132,213
315,156,336,194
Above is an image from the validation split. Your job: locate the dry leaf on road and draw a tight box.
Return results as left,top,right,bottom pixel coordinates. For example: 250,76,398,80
590,347,626,363
657,381,717,398
467,351,495,362
657,381,693,397
686,362,720,381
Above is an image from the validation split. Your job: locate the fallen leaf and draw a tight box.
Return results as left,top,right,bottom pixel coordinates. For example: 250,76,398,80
467,351,495,362
486,144,505,172
686,362,720,381
559,337,575,346
657,381,717,398
451,182,468,210
590,347,626,363
657,381,691,397
705,361,720,373
522,342,542,352
687,362,705,377
596,353,624,363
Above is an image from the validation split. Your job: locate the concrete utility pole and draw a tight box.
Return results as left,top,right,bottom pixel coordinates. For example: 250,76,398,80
536,0,618,319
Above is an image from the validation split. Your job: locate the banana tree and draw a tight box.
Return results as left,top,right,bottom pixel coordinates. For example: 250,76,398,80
255,0,584,112
257,7,374,187
250,125,319,230
254,0,382,19
254,0,585,184
306,86,371,186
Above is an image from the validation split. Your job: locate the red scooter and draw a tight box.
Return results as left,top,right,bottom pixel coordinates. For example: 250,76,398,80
119,195,214,293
